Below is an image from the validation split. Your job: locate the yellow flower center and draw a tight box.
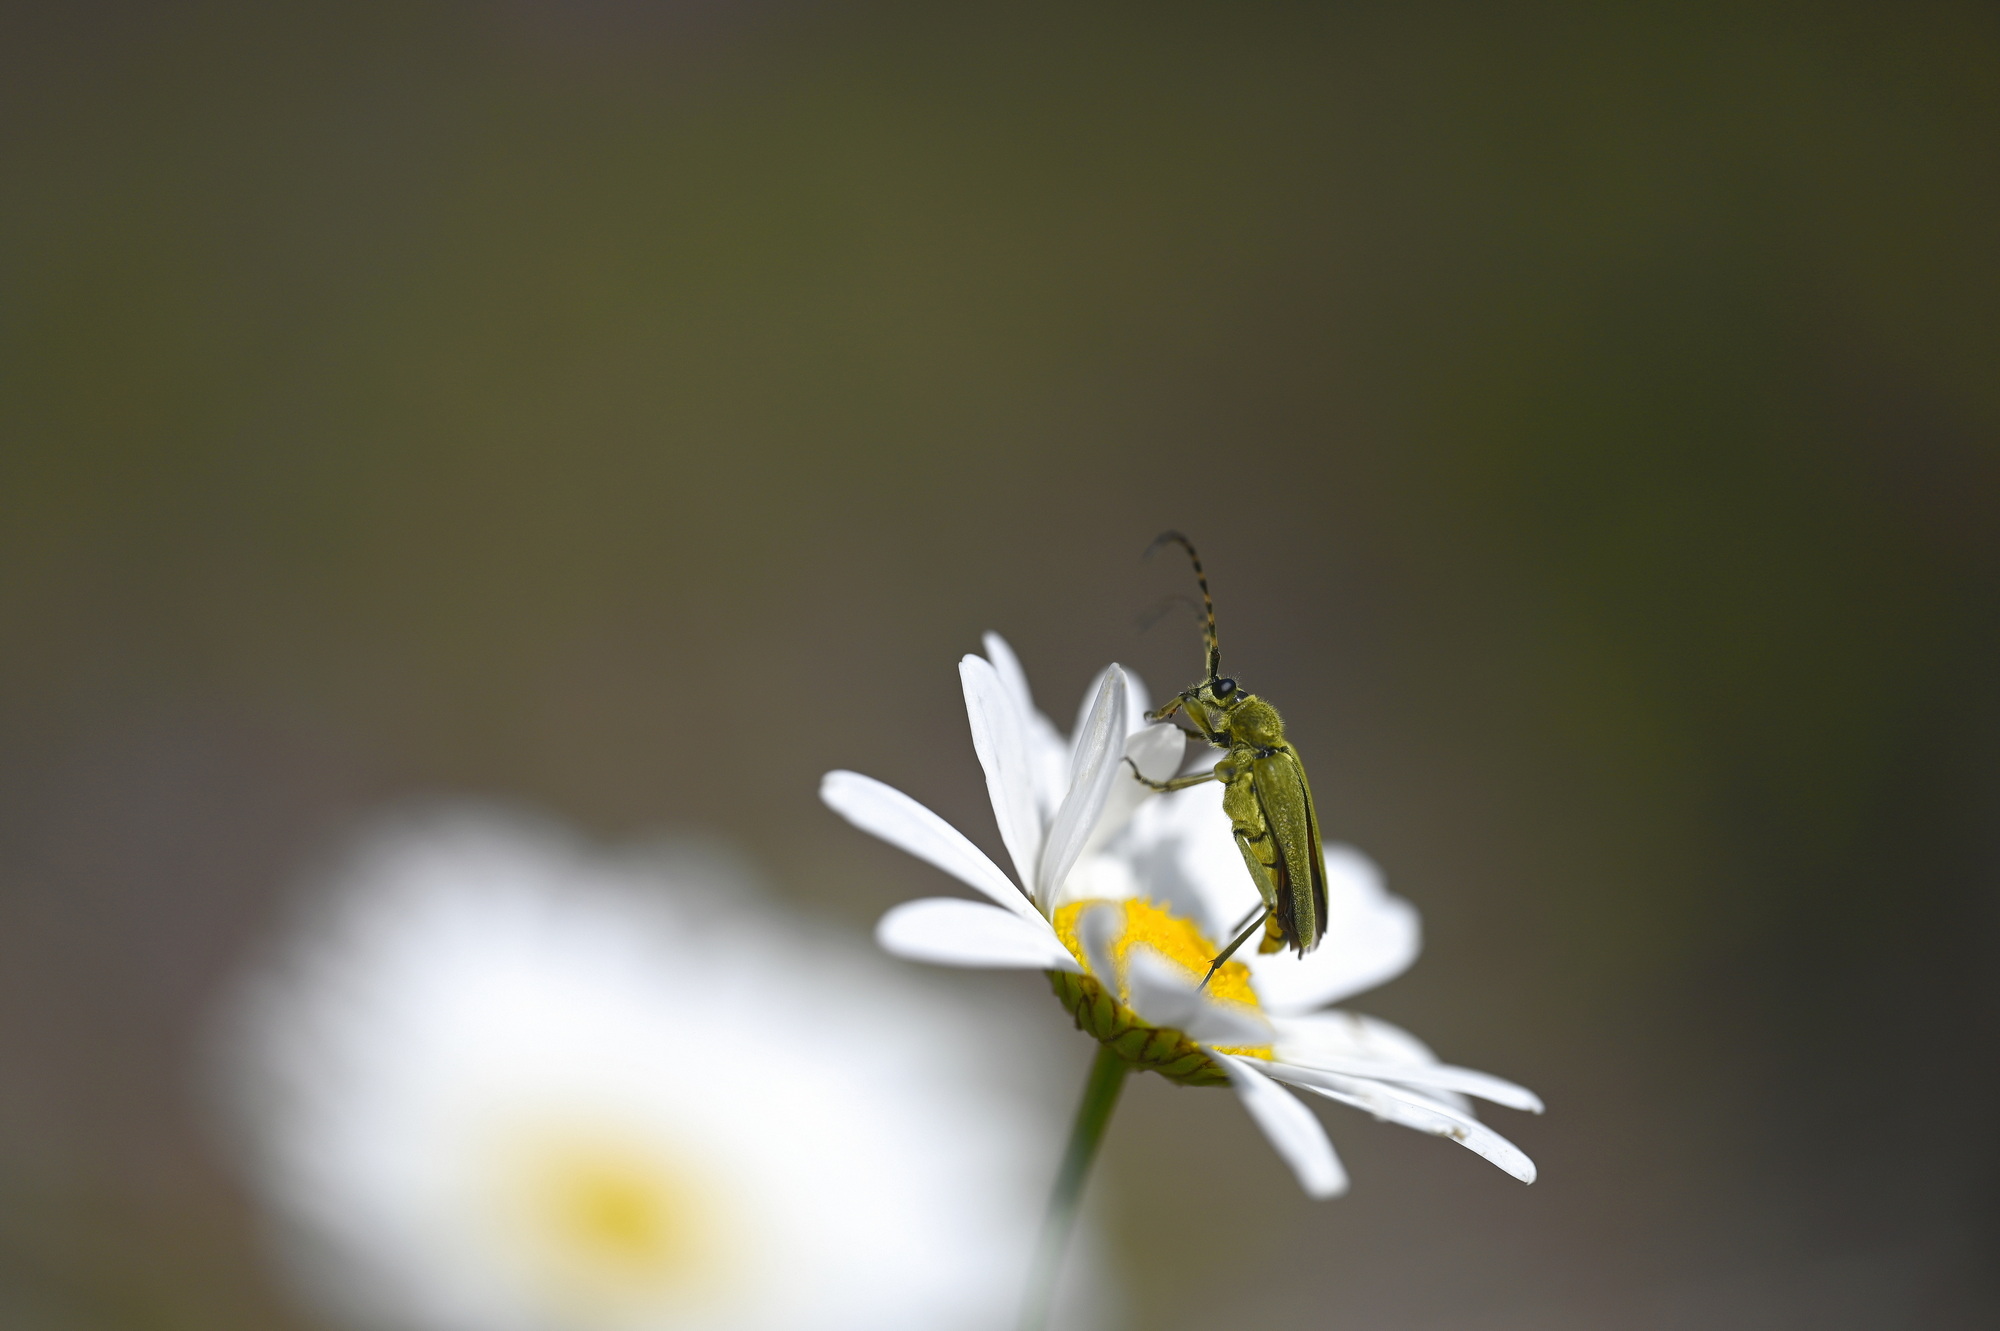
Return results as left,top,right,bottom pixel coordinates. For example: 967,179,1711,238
1051,896,1271,1062
487,1121,731,1317
546,1146,684,1266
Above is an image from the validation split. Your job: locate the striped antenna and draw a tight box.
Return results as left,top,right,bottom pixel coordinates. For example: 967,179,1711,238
1145,531,1220,682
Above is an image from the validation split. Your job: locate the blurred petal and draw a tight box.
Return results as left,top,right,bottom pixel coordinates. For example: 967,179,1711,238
1038,667,1127,910
819,771,1042,926
1123,723,1187,785
961,655,1045,893
1215,1054,1348,1198
1124,948,1272,1047
877,899,1078,971
1154,781,1259,933
1264,1064,1538,1183
1115,786,1233,938
215,805,1081,1331
1051,851,1140,914
1248,845,1421,1014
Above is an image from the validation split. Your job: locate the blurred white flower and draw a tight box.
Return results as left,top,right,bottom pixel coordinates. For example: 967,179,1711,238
212,806,1095,1331
822,634,1542,1200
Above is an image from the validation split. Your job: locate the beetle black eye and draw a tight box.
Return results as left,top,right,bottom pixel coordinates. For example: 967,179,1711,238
1213,677,1238,699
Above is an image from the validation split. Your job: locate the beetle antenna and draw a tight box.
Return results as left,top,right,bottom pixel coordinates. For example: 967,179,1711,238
1145,531,1220,681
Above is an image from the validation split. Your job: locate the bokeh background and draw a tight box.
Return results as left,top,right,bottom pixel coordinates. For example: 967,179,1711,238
3,2,1997,1327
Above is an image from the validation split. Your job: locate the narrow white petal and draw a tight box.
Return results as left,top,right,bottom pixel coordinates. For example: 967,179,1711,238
1249,845,1422,1014
1270,1007,1473,1114
819,771,1043,927
1262,1063,1538,1183
961,655,1046,893
1268,1007,1443,1065
876,899,1078,971
982,632,1071,816
1070,664,1118,744
981,631,1038,722
1214,1054,1348,1199
1037,667,1127,910
1068,662,1156,740
1269,1021,1542,1112
1124,949,1272,1047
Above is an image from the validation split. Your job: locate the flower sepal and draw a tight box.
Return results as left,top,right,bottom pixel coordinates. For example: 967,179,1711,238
1045,970,1230,1087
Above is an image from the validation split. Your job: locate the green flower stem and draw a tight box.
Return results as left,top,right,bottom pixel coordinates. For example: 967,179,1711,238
1018,1043,1130,1331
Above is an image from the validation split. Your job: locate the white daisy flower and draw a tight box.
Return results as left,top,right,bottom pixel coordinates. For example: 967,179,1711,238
211,805,1102,1331
821,634,1543,1202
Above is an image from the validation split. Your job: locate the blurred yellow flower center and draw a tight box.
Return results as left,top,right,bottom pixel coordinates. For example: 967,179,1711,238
1053,896,1269,1056
547,1146,682,1265
491,1123,726,1316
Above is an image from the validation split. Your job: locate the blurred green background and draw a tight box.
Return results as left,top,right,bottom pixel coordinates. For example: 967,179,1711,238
3,1,1997,1326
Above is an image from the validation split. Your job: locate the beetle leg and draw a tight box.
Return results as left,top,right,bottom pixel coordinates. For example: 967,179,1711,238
1121,758,1220,793
1185,711,1228,747
1227,821,1293,955
1152,693,1230,747
1199,907,1274,990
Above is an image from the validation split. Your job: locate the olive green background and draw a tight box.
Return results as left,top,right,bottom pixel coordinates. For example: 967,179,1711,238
3,2,1996,1327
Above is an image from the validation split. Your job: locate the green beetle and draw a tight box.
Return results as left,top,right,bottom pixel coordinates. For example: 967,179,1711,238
1130,533,1327,985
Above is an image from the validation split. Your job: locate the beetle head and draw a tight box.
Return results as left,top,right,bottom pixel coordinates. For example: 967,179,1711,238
1183,675,1247,733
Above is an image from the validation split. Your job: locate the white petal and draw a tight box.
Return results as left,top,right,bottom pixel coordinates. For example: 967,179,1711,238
1037,667,1127,910
1247,845,1422,1015
1068,662,1156,741
819,771,1043,927
1123,723,1186,784
1270,1008,1473,1113
1113,785,1234,938
1124,949,1272,1048
1148,781,1255,936
1051,852,1140,914
1271,1018,1542,1112
1078,724,1189,865
1069,665,1116,743
876,899,1078,971
960,655,1046,894
1262,1063,1538,1183
1214,1054,1348,1198
982,632,1070,816
1077,901,1123,983
1119,668,1153,731
1268,1007,1443,1065
980,631,1038,723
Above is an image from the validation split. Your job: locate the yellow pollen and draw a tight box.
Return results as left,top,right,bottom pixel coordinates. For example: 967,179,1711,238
1052,896,1271,1058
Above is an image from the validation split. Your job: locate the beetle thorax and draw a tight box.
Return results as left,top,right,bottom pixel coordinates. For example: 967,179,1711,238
1226,695,1286,748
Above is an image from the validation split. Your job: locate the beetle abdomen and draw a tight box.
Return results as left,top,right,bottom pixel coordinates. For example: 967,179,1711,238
1251,748,1326,954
